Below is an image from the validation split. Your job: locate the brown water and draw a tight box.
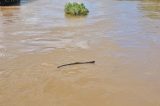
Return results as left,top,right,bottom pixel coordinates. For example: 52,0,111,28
0,0,160,106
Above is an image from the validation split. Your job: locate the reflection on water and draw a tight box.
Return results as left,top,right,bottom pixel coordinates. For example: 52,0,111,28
0,0,108,58
0,0,160,106
140,0,160,19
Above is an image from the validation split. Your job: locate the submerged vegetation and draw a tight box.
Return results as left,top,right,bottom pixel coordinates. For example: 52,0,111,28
64,2,89,16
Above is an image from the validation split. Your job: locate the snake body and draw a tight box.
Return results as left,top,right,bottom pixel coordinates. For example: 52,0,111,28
57,61,95,68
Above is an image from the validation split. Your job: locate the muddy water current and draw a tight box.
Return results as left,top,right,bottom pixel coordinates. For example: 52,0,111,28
0,0,160,106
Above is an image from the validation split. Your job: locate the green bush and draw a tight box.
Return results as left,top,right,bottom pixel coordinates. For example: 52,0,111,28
65,2,89,16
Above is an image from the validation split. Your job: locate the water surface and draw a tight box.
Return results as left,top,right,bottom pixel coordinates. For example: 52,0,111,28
0,0,160,106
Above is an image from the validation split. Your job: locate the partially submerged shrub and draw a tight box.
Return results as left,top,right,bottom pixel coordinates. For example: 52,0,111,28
65,2,89,16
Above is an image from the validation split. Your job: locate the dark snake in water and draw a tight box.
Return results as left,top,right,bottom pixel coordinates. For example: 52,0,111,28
57,61,95,68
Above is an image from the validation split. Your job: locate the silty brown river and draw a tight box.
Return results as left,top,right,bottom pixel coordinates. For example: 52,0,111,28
0,0,160,106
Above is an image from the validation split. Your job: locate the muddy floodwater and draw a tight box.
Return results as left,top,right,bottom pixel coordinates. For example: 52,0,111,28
0,0,160,106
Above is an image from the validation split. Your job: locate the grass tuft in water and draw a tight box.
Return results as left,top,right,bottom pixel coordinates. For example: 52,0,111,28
64,2,89,16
